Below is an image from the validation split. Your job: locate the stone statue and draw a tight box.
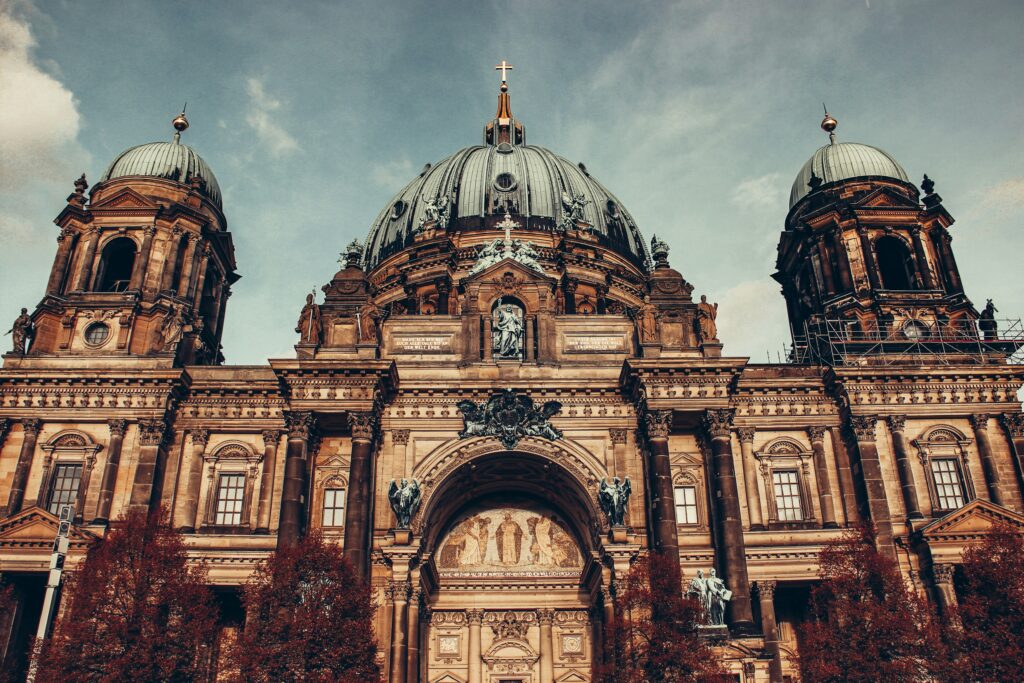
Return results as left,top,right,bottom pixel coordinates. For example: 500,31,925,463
160,305,186,351
357,301,382,344
418,192,451,231
558,191,590,231
554,288,566,315
598,477,632,527
387,478,422,529
447,291,461,316
6,308,33,355
705,569,732,626
688,570,711,616
456,389,563,449
493,303,524,359
509,239,544,273
635,295,660,343
696,294,719,342
979,299,998,340
295,291,322,344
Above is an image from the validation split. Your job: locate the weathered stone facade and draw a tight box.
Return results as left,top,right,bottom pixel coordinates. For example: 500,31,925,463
1,90,1022,683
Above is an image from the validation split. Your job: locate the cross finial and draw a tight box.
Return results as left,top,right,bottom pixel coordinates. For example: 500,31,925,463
495,60,514,83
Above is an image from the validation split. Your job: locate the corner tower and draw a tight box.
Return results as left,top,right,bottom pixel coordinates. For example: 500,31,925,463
5,112,239,368
775,111,1018,364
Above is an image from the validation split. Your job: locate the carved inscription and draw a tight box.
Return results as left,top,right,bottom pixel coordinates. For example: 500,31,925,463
564,335,626,353
392,335,453,353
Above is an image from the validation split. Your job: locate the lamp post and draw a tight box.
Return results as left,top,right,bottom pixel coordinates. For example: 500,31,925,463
26,504,73,683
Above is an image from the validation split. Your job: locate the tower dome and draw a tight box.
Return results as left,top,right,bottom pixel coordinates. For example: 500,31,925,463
98,112,222,209
789,141,911,209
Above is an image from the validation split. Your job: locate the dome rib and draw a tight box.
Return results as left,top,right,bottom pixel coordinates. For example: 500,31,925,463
789,141,911,209
99,141,223,209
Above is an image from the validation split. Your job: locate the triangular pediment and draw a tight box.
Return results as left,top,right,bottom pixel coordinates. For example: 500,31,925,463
0,506,98,549
919,499,1024,541
556,672,589,683
462,255,553,285
431,673,464,683
90,187,159,211
852,186,919,210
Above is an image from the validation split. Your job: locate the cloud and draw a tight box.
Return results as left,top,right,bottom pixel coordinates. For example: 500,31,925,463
245,77,299,157
370,158,415,191
0,4,86,192
977,177,1024,218
714,279,792,362
731,172,786,210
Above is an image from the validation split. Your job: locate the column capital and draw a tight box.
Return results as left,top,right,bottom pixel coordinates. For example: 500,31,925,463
190,428,210,448
143,225,156,238
969,413,990,431
1001,413,1024,438
392,429,411,446
701,409,735,439
756,579,777,599
284,411,316,440
806,425,828,442
537,608,555,625
848,415,877,441
21,418,42,437
736,427,756,444
349,411,377,443
138,419,167,447
57,226,76,242
466,608,485,624
107,419,128,437
643,409,672,441
261,429,283,447
885,415,907,434
932,563,955,585
609,428,628,445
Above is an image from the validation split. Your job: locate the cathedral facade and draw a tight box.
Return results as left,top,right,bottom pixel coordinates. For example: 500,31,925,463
1,72,1023,682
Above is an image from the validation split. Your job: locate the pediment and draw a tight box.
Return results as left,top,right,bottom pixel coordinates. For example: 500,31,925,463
0,506,98,549
431,673,464,683
919,499,1024,541
852,186,919,210
462,256,554,285
671,452,703,467
556,672,589,683
89,187,159,211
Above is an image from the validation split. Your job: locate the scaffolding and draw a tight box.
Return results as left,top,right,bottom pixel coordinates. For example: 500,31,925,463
790,318,1024,367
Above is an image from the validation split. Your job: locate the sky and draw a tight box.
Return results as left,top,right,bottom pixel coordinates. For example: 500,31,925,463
1,0,1022,364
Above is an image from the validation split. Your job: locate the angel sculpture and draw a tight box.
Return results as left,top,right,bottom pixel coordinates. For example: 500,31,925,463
558,191,591,231
457,400,489,437
510,239,544,273
388,478,422,529
418,192,451,231
598,477,632,527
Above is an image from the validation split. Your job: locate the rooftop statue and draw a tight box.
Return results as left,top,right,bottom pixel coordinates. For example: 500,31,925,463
689,568,732,626
558,191,591,232
696,294,719,343
6,308,33,355
417,192,452,232
295,291,322,345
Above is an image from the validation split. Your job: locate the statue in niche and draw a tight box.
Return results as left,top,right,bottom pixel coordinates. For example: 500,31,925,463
696,294,720,342
688,569,732,626
357,301,382,343
496,512,523,565
387,478,422,529
492,301,524,359
160,305,186,351
979,299,998,340
554,288,566,315
635,295,660,343
295,290,322,344
599,477,632,527
6,308,33,355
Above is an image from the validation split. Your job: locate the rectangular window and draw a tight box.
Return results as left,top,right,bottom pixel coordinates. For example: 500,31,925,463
773,470,803,521
322,488,346,527
47,463,83,515
214,473,246,526
674,485,698,525
931,458,965,510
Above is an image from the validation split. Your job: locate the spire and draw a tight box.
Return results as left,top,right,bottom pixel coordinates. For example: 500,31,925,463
821,104,837,145
484,60,525,146
172,103,189,144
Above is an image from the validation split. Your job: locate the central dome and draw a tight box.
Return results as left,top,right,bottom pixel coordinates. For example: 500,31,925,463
789,141,911,209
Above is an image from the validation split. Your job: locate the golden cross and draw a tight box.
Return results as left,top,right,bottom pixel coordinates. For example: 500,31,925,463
495,60,514,83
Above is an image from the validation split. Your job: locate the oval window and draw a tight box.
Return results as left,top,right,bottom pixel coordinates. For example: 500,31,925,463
84,322,110,347
391,200,407,219
606,200,619,217
496,142,513,154
494,173,517,192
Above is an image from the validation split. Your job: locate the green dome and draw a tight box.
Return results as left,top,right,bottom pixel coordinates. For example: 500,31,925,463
790,141,911,209
99,140,222,209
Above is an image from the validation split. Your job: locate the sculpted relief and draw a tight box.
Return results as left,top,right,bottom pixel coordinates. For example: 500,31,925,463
437,502,581,576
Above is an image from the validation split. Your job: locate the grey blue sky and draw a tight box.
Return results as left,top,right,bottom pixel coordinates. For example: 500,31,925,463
1,0,1022,363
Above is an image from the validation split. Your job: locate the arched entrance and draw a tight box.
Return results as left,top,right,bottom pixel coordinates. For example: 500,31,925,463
400,448,609,683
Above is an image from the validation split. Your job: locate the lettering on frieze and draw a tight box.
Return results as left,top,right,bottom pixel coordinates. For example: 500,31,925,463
392,335,454,353
563,335,626,353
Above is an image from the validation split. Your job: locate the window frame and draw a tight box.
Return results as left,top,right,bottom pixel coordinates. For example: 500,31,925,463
913,426,975,516
673,483,699,526
47,462,84,516
38,431,101,521
755,439,816,527
200,440,263,531
321,487,347,527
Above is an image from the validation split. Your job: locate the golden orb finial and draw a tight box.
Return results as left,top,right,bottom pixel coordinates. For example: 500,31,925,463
171,103,189,143
821,104,837,144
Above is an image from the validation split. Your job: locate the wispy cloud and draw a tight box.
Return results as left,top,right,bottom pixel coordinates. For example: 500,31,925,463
245,77,299,157
731,173,786,210
370,159,414,191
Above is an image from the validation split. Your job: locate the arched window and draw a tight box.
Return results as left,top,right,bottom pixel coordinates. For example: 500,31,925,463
876,236,915,290
95,236,137,292
912,426,975,515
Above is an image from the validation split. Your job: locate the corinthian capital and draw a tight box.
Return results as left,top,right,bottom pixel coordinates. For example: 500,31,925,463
701,409,735,439
1001,413,1024,439
349,411,377,442
284,411,316,440
848,415,877,441
138,419,167,447
736,427,756,444
643,410,672,440
885,415,907,434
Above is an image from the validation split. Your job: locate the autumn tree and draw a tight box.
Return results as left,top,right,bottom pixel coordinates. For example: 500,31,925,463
942,523,1024,682
230,531,381,683
596,552,728,683
798,526,944,683
34,509,219,683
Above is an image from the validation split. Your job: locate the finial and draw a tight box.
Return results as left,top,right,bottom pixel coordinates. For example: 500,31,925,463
495,59,514,84
172,104,189,143
921,174,935,196
343,238,364,269
808,171,823,192
650,235,670,268
821,104,837,145
68,173,89,206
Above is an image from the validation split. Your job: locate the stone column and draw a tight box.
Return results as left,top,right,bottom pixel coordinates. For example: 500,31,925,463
538,608,555,683
1000,413,1024,495
406,587,421,683
191,244,211,308
128,226,155,291
757,581,783,683
467,608,483,683
885,416,923,520
564,279,577,314
73,449,98,523
937,230,963,293
815,235,836,295
524,314,536,361
389,581,409,683
643,410,679,557
807,427,838,528
932,563,960,625
6,419,42,516
829,426,860,524
737,427,764,530
831,229,854,292
701,409,754,629
255,430,282,533
174,429,209,532
92,419,127,524
857,226,881,290
128,419,168,514
46,228,76,295
177,234,200,296
72,228,99,291
970,414,1005,506
910,227,937,289
600,585,615,669
847,416,896,560
277,411,316,549
343,411,377,580
160,228,184,292
435,278,450,316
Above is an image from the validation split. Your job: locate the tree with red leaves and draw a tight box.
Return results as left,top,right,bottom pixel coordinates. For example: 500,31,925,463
33,510,218,682
595,552,728,683
943,523,1024,682
798,526,944,683
230,531,381,683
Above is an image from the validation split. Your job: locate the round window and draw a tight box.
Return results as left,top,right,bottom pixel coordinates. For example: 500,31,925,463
391,200,407,219
901,320,930,340
84,322,110,346
494,173,517,192
606,200,619,217
496,142,513,154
